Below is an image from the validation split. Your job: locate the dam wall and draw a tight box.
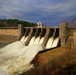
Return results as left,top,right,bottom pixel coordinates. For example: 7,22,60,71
18,23,76,48
60,22,76,48
66,27,76,48
0,27,18,36
0,27,19,42
0,22,76,48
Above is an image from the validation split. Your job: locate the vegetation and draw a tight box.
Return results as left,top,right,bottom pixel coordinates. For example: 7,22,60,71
0,19,37,27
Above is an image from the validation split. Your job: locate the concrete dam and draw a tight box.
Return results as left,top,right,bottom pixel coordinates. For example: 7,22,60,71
20,27,59,49
0,22,75,75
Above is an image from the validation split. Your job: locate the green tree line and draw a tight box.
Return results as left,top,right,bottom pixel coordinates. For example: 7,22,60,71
0,19,37,27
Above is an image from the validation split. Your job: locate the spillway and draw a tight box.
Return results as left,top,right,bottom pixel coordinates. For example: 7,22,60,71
46,36,54,49
29,36,35,45
51,37,59,48
20,35,25,42
0,26,60,75
39,37,44,44
34,36,40,44
24,36,28,42
0,41,44,75
21,27,59,49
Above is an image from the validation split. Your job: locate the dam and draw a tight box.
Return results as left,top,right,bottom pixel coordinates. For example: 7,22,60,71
0,22,76,75
20,26,59,49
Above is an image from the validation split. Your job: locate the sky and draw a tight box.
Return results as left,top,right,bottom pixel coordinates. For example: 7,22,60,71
0,0,76,26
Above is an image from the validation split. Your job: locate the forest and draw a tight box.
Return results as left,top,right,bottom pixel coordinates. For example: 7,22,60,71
0,19,36,27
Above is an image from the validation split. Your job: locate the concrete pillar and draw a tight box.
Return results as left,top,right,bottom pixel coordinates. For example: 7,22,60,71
18,24,24,40
53,28,56,38
39,29,43,38
42,27,50,48
60,22,67,47
25,28,33,45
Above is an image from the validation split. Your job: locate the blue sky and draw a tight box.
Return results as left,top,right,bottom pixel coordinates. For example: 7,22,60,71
0,0,76,26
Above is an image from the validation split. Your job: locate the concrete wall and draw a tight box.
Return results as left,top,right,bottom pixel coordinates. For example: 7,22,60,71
69,29,76,48
0,27,18,36
0,23,75,48
59,22,76,48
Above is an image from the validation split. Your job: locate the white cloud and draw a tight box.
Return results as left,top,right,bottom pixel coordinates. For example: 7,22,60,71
0,0,76,25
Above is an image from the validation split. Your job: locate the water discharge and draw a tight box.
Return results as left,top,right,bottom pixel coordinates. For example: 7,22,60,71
39,37,44,44
20,36,25,42
46,37,54,49
51,37,59,48
29,36,35,45
0,32,59,75
34,36,40,44
0,41,43,75
24,36,28,42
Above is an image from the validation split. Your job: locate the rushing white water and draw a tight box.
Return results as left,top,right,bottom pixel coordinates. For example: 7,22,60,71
20,36,25,42
34,36,40,44
51,37,59,48
0,30,59,75
29,36,35,45
0,41,43,75
46,37,54,49
0,41,25,54
24,36,28,42
39,37,44,44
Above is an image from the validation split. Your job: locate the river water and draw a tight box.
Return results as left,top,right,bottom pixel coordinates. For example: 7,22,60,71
0,41,43,75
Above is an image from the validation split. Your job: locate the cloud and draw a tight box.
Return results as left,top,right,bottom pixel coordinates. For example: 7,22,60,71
0,0,76,25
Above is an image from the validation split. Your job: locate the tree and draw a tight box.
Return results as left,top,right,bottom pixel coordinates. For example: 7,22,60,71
0,19,37,27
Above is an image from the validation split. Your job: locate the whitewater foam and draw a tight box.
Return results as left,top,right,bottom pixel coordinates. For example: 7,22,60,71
46,37,54,49
20,36,25,42
39,37,44,44
29,36,35,45
51,37,59,48
34,36,40,44
0,41,43,75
